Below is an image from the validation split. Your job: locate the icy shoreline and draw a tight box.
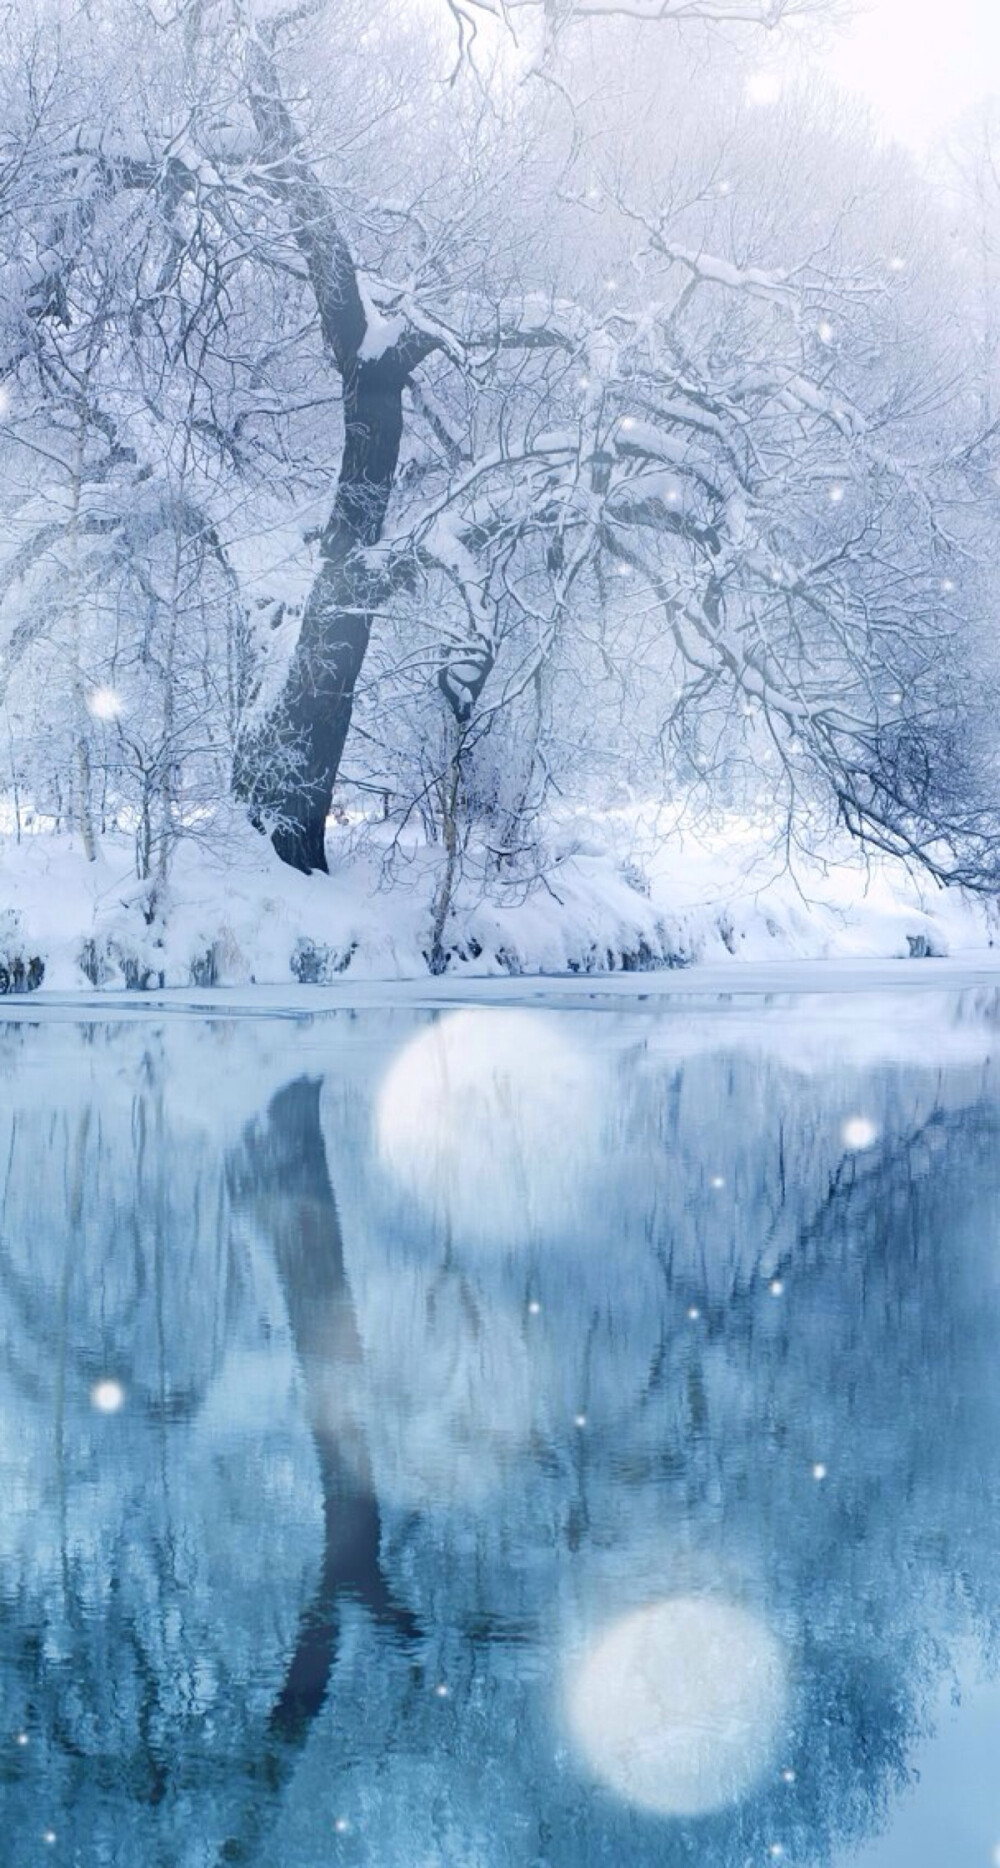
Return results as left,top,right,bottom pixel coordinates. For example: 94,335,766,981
2,950,1000,1015
2,813,998,997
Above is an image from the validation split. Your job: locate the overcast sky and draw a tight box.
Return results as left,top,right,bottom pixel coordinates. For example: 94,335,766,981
821,0,1000,149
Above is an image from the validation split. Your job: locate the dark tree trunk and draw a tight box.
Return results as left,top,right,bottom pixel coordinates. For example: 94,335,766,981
235,45,438,876
238,355,409,874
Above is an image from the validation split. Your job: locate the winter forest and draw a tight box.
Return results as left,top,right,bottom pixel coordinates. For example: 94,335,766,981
3,0,1000,980
11,8,1000,1863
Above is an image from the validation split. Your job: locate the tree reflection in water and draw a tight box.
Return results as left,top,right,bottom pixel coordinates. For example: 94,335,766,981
0,1004,998,1865
232,1080,421,1737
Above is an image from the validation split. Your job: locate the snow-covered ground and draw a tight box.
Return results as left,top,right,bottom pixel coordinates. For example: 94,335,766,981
1,807,998,992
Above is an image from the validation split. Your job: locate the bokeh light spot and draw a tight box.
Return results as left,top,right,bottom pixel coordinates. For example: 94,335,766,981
567,1597,787,1817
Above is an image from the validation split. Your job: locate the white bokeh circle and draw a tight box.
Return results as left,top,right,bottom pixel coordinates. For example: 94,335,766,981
842,1115,878,1152
375,1009,602,1251
567,1596,788,1817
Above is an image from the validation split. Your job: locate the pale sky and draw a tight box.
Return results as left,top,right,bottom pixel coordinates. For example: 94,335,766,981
822,0,1000,150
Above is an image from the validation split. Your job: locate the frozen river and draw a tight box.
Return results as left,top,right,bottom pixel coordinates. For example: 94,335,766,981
2,977,1000,1864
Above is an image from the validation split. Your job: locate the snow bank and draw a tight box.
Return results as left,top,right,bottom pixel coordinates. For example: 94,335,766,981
0,806,996,992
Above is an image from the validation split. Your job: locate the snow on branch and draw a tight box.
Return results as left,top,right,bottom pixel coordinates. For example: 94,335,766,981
421,511,497,722
650,241,798,311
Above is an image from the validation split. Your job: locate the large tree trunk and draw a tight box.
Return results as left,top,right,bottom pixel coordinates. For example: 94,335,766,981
235,30,434,875
241,354,408,873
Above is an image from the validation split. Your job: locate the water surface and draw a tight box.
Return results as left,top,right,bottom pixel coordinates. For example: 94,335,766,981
2,988,1000,1865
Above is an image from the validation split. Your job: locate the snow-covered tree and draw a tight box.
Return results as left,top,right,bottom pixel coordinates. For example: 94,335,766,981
1,0,999,923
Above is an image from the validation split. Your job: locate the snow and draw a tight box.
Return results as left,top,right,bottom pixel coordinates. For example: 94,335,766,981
85,686,123,722
656,242,796,309
0,805,998,995
357,274,407,362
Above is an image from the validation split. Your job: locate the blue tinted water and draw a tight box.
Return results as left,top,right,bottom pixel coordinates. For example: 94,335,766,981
1,990,999,1866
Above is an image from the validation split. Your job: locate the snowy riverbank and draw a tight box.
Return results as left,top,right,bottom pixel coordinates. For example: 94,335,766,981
1,810,998,994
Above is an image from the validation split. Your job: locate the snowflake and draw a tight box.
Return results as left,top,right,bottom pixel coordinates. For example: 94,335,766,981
842,1115,878,1151
91,1379,126,1414
87,687,124,722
